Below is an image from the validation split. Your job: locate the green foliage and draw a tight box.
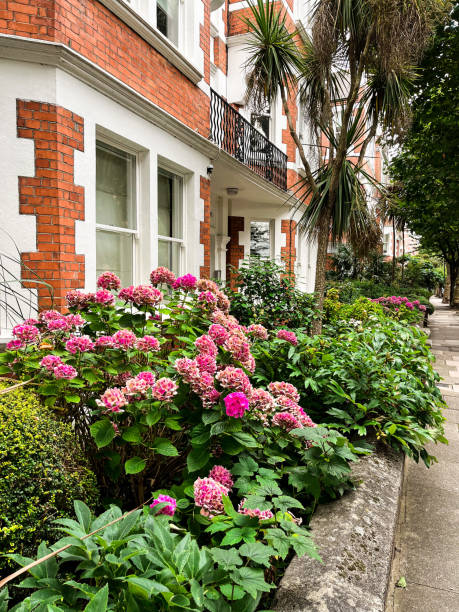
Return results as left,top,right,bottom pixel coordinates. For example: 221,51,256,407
252,316,446,466
0,383,99,574
227,258,317,330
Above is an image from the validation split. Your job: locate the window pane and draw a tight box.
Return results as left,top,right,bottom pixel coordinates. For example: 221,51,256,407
96,142,136,230
158,168,182,239
157,0,179,46
97,230,134,286
158,239,181,276
250,221,271,258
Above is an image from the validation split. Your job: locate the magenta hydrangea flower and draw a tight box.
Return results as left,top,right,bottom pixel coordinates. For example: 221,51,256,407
208,465,234,490
238,498,274,521
151,377,178,401
150,266,176,287
97,271,121,290
46,317,68,332
196,353,217,375
95,335,115,349
208,323,229,345
12,324,39,344
94,289,115,306
172,274,197,291
6,339,24,351
53,364,78,380
216,366,252,395
40,354,63,371
193,477,229,516
118,286,135,302
136,371,156,386
268,381,300,403
96,387,128,412
195,334,218,357
131,285,163,306
135,335,160,352
276,329,298,345
65,335,95,354
247,324,268,340
150,494,177,516
112,329,137,349
224,392,249,418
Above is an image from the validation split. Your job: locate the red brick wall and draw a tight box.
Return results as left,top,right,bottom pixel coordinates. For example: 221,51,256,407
226,215,244,290
17,99,85,310
281,219,297,281
1,1,211,137
213,36,227,74
200,176,211,279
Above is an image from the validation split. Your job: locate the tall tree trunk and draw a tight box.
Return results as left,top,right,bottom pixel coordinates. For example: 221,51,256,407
401,225,405,283
449,263,458,307
311,207,333,335
392,218,396,282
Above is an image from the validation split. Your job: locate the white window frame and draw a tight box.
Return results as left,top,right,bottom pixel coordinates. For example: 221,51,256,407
157,161,186,275
126,0,184,50
95,138,140,285
249,218,274,260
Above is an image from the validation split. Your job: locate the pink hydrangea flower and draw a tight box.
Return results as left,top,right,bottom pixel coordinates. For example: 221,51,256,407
39,310,62,322
125,376,150,395
224,392,249,418
191,371,215,397
196,353,217,375
131,285,163,306
215,291,231,313
238,498,274,521
6,339,24,351
95,335,115,349
66,314,85,328
94,289,115,306
65,290,95,309
53,364,78,380
46,318,69,332
65,335,95,354
150,494,177,516
216,366,252,395
249,388,277,425
272,412,302,432
97,387,128,412
268,381,300,403
12,324,39,344
118,286,135,302
247,324,268,340
112,329,137,349
241,353,256,374
197,278,219,293
136,371,156,386
151,377,178,401
97,271,121,290
150,267,176,287
198,291,218,308
208,324,229,345
40,354,63,371
225,333,251,363
193,477,229,515
277,329,298,345
135,335,160,352
201,388,221,408
173,274,197,291
419,305,426,312
23,318,39,326
208,465,234,490
195,334,218,357
174,357,201,383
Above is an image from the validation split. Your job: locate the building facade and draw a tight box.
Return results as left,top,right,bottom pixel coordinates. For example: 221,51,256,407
0,0,380,339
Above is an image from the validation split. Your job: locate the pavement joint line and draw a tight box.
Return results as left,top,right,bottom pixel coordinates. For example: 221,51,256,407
405,581,459,596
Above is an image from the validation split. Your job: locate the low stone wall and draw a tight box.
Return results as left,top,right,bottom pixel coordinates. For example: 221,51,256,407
274,446,404,612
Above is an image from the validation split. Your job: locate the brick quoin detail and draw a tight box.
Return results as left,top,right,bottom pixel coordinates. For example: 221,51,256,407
200,176,211,279
281,219,297,281
226,216,244,290
17,99,85,310
213,36,227,75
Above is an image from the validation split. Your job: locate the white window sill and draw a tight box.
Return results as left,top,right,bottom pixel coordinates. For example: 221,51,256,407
98,0,203,85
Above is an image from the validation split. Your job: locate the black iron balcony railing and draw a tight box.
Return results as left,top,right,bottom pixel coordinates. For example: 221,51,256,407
210,89,287,191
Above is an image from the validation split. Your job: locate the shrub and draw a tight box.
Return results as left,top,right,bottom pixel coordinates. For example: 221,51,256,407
0,382,99,574
227,258,317,330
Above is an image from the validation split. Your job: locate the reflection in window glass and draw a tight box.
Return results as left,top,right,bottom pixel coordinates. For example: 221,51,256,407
250,221,271,258
157,0,179,46
96,230,134,286
157,167,183,275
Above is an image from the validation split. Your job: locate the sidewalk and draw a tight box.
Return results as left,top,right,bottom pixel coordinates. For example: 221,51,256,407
386,298,459,611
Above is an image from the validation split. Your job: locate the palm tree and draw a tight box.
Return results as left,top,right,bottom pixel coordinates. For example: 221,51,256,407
243,0,447,333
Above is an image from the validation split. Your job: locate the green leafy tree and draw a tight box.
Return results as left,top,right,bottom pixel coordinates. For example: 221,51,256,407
390,2,459,305
243,0,447,332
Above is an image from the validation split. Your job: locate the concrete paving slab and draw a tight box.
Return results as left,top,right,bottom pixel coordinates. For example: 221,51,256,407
393,584,459,612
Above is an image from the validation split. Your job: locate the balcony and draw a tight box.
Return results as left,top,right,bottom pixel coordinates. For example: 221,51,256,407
210,89,287,191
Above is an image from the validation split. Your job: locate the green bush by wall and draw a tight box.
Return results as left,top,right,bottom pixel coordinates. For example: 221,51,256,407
0,382,99,575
